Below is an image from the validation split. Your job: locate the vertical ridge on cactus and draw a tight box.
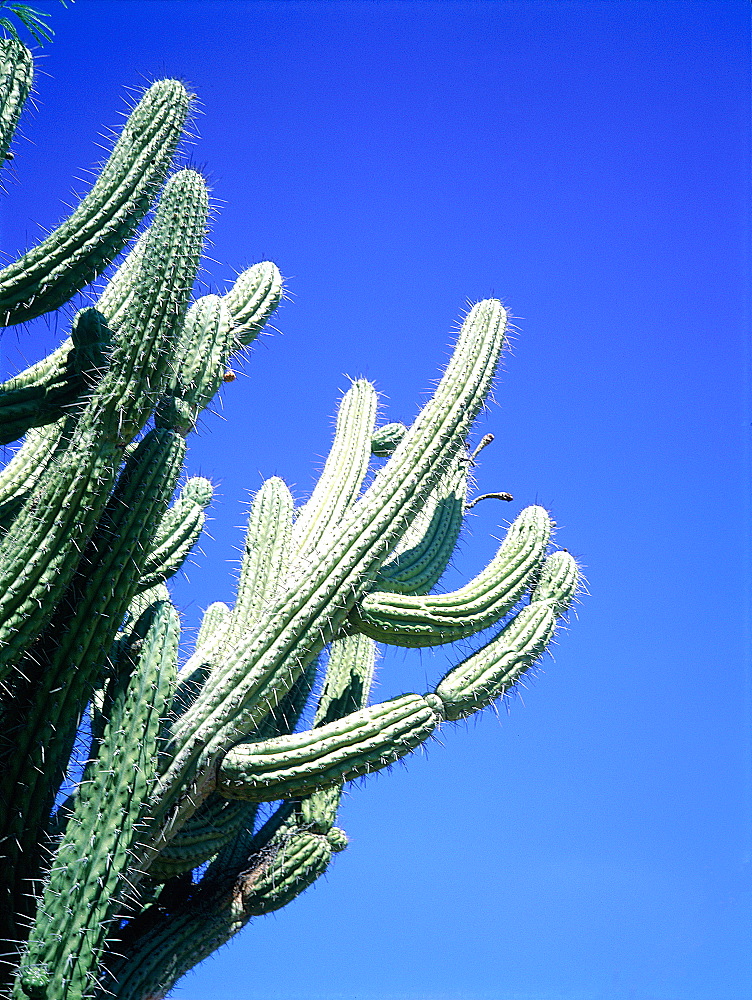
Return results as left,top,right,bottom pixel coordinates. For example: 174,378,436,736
0,39,581,1000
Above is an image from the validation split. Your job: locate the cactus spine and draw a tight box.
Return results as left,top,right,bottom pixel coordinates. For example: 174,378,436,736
0,38,580,1000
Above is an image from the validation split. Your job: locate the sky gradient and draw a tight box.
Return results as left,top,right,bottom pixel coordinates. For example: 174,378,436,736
1,2,749,998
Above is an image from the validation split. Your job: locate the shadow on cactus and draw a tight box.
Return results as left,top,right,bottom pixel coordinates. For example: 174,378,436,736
0,37,580,1000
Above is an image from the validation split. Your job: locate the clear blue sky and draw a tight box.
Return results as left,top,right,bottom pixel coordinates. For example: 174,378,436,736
1,2,749,999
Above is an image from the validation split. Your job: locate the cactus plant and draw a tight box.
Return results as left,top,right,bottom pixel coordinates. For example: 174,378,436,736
0,37,580,1000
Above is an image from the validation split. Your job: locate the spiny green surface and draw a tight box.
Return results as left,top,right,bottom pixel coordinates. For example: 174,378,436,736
0,44,580,1000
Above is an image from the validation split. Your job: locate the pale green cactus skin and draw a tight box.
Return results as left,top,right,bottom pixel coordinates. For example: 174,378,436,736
0,39,581,1000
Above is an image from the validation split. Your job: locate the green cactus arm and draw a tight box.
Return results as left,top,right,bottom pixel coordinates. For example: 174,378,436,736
0,79,191,326
373,447,469,595
435,549,580,720
155,294,235,434
95,230,148,327
159,300,507,823
292,379,378,556
195,600,231,648
231,476,295,635
0,169,207,682
216,692,443,803
0,38,31,165
0,306,111,445
223,260,283,346
170,476,294,718
137,476,213,592
15,598,179,1000
351,504,552,646
370,420,407,457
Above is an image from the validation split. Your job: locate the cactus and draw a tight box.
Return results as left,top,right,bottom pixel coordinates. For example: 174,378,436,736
0,38,580,1000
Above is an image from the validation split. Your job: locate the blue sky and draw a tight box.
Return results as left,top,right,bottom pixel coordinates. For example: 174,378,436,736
1,2,749,998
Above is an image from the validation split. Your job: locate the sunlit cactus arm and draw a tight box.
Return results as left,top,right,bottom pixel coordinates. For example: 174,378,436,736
223,260,283,346
14,599,179,1000
0,37,32,165
218,693,443,802
171,475,294,713
137,476,213,592
292,379,378,556
195,600,231,648
352,504,552,646
0,80,191,326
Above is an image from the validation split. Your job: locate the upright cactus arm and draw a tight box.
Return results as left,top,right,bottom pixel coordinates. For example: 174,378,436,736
0,427,187,943
223,260,283,347
373,448,469,595
15,598,179,1000
137,476,213,592
0,79,192,326
0,37,31,165
291,379,378,556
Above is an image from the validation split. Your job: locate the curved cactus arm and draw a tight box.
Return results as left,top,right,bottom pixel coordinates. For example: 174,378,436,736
373,447,469,596
217,693,443,803
14,599,179,1000
223,260,283,347
0,38,32,166
435,549,580,720
292,379,378,556
0,169,207,684
159,300,507,824
137,477,213,592
352,504,552,647
0,79,191,327
0,306,111,445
